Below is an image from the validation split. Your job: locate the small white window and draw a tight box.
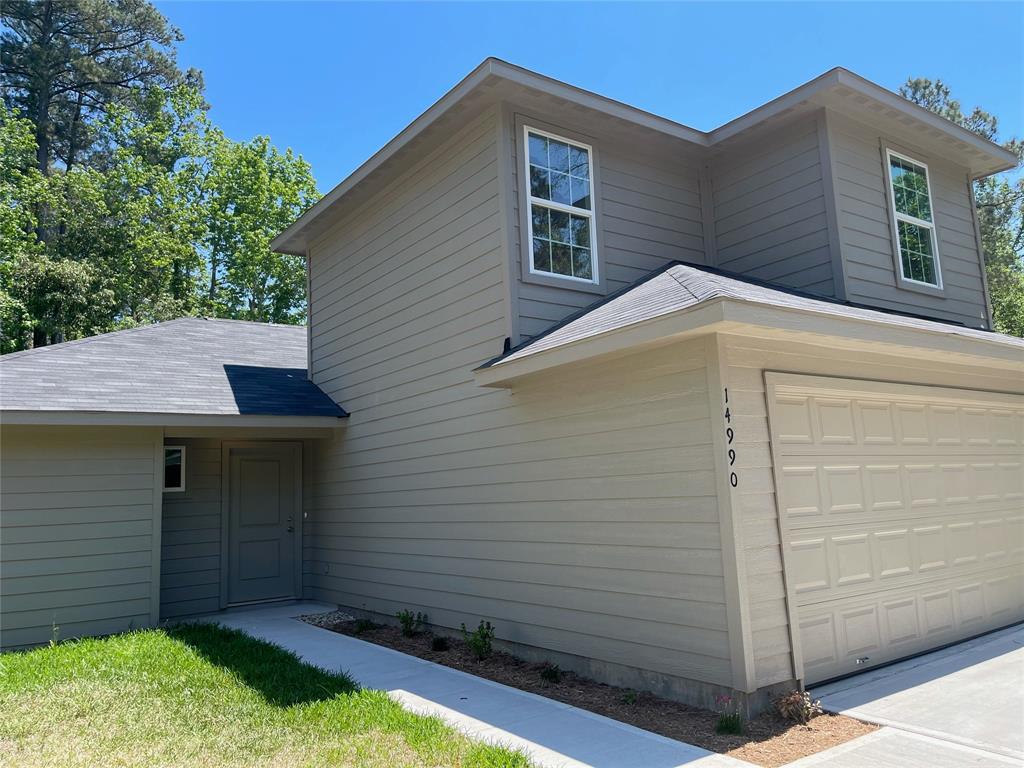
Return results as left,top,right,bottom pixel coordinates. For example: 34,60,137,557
885,150,942,288
164,446,185,492
524,126,598,283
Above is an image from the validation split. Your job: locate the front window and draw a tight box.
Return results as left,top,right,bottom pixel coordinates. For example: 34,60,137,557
525,127,597,283
886,150,942,288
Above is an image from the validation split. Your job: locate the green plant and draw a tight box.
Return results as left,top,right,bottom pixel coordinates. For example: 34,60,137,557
620,691,638,705
775,690,823,724
396,609,428,637
431,636,450,652
539,663,561,683
715,694,743,735
353,618,376,634
460,620,496,660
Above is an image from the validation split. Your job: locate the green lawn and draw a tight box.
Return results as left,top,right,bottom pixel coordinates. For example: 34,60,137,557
0,623,531,768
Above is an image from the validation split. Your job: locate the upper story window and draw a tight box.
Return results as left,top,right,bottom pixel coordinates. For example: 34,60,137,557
885,150,942,288
525,127,598,283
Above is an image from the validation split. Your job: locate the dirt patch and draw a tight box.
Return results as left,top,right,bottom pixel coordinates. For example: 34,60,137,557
306,615,875,768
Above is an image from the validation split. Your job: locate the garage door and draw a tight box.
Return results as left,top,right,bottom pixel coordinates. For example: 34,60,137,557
766,373,1024,684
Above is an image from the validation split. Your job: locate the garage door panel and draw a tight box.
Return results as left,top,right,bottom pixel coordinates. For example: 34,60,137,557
768,374,1024,683
796,564,1023,681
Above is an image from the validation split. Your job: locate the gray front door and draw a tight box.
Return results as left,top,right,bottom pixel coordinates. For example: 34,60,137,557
226,443,300,605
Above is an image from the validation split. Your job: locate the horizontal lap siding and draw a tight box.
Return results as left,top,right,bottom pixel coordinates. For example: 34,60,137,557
160,438,222,618
717,334,1022,688
306,107,732,686
712,115,835,297
828,112,989,328
506,110,707,341
0,426,159,649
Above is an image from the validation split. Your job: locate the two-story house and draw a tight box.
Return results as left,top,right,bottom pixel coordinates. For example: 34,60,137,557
2,61,1021,714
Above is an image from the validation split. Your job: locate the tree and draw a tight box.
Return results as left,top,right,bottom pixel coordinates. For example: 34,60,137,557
900,78,1024,336
1,0,193,175
1,0,320,351
202,133,318,324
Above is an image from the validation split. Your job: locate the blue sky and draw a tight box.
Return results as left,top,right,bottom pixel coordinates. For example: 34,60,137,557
159,2,1023,193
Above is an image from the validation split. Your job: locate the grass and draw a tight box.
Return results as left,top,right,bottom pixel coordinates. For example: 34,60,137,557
0,623,531,768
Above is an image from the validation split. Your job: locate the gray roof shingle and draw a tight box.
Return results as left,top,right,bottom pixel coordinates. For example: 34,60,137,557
1,317,347,418
484,262,1024,368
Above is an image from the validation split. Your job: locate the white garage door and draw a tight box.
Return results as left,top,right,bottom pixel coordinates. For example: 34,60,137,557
767,373,1024,684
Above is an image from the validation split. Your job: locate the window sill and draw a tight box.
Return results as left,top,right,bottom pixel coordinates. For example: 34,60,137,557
521,267,605,295
896,278,945,298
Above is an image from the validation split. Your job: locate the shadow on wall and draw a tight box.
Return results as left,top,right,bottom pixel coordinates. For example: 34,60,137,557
222,364,345,416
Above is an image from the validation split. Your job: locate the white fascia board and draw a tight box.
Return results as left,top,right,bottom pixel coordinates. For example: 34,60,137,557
0,411,347,428
474,298,1024,387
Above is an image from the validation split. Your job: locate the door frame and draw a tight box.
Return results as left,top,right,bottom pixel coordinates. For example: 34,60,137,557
219,440,303,608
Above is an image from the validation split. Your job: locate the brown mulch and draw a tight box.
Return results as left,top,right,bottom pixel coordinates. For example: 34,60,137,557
306,614,876,768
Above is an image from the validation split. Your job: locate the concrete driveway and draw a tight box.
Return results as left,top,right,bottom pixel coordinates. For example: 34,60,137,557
802,624,1024,766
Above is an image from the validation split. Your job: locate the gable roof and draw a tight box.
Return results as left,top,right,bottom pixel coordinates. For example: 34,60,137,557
476,262,1024,383
272,60,1019,255
0,317,347,424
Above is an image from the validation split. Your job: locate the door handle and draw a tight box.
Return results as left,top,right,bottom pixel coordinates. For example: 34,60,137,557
287,525,295,533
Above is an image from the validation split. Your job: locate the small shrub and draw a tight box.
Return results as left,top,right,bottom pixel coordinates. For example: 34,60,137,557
715,694,743,735
353,618,376,634
460,620,496,660
396,609,428,637
431,635,450,652
539,663,562,683
775,690,823,724
620,691,638,705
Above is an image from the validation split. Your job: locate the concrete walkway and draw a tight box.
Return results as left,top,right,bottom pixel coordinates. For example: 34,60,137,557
811,624,1024,762
200,601,755,768
782,729,1022,768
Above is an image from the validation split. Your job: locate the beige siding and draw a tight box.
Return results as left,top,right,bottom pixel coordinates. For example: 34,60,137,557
717,333,1023,687
505,107,707,341
711,114,835,297
305,109,732,691
159,437,316,618
828,111,990,328
160,437,222,618
0,425,161,649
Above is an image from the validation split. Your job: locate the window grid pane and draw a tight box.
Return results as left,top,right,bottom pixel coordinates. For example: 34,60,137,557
890,156,932,222
897,220,937,285
530,202,594,280
527,131,592,212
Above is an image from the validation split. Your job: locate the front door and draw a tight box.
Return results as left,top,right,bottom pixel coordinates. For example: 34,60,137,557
226,443,300,605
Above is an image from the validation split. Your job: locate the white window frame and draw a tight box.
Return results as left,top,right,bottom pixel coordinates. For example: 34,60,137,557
884,148,943,290
523,125,599,285
164,445,186,493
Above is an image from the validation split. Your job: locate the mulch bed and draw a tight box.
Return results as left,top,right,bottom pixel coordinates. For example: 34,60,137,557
304,612,875,768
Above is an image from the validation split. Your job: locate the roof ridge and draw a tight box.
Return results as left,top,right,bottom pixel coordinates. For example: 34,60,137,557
1,317,307,362
0,317,196,361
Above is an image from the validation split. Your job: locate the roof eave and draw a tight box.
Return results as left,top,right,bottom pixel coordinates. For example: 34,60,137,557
474,298,1024,387
0,411,348,428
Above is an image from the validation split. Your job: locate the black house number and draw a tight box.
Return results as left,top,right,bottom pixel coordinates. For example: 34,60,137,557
724,387,738,488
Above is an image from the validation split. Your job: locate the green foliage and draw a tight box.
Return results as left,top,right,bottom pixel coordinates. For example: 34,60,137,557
202,132,319,324
396,609,428,638
619,691,638,705
714,694,743,735
460,620,496,660
353,618,377,635
900,78,1024,336
430,635,450,652
0,0,320,353
0,624,532,767
538,663,561,683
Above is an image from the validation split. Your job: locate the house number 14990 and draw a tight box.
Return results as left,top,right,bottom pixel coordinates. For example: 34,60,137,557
723,388,738,488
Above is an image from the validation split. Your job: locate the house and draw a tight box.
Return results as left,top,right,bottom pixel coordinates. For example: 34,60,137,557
2,61,1021,714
